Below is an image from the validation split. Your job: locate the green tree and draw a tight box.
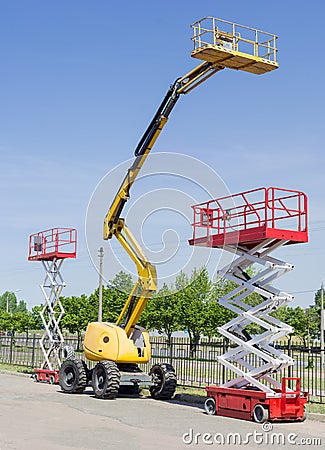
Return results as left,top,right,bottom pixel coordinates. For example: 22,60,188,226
141,283,181,345
0,291,17,314
61,294,93,350
305,306,320,343
30,305,44,330
0,310,33,337
0,310,12,332
314,287,324,309
272,305,319,346
88,285,125,325
0,292,28,314
100,271,136,324
13,311,34,343
16,300,28,313
204,278,236,339
110,270,133,294
177,268,211,357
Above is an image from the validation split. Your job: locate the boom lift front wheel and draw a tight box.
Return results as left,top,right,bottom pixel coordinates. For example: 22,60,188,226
92,360,121,399
149,363,177,400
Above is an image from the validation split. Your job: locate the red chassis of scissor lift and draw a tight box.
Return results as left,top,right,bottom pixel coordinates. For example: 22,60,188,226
206,378,308,422
34,368,59,384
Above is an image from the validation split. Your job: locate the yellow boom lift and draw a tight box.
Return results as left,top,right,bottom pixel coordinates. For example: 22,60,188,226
58,17,278,399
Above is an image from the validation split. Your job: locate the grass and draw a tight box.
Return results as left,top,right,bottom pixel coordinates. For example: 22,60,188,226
0,362,34,374
306,402,325,414
176,386,205,396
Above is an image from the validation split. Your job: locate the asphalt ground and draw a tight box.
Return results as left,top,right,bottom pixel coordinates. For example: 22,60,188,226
0,372,324,450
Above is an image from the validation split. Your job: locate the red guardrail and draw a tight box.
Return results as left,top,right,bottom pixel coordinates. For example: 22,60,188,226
191,187,308,242
28,228,77,261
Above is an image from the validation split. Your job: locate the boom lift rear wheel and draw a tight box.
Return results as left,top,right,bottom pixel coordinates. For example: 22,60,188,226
59,358,87,394
92,360,121,399
149,363,177,400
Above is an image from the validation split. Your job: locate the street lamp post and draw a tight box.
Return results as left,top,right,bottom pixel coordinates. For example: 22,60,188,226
5,289,21,314
98,247,104,322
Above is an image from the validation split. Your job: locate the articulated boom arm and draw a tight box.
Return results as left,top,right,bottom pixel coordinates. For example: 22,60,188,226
103,61,223,336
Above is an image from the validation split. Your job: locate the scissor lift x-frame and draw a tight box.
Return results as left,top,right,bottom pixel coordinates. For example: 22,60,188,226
28,228,77,384
189,187,308,422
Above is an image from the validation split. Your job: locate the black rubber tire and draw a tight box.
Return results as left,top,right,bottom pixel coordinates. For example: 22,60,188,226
49,375,55,385
59,358,87,394
204,397,216,415
87,367,93,384
253,404,269,423
149,363,177,400
92,361,120,399
80,360,90,382
301,406,307,422
62,345,76,360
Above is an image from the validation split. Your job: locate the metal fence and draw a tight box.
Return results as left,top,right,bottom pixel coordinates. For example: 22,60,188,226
0,334,324,403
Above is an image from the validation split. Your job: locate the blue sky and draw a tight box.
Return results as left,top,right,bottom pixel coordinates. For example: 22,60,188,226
0,0,324,309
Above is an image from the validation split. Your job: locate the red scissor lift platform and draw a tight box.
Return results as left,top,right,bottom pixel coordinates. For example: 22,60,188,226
189,187,308,422
28,228,77,384
28,228,77,261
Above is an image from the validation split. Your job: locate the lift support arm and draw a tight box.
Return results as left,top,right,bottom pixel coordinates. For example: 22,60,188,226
103,61,223,336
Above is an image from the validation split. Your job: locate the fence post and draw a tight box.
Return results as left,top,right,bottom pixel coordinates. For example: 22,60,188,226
31,334,36,368
288,336,292,378
9,334,13,365
169,337,174,366
222,338,229,384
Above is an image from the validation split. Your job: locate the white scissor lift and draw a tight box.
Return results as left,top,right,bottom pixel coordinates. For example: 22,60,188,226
189,187,308,422
28,228,77,384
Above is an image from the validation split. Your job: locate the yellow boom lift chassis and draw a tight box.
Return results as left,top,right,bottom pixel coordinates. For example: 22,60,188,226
58,17,278,399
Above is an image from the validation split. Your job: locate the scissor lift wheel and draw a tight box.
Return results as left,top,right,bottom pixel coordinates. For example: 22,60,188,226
253,405,269,423
204,397,217,415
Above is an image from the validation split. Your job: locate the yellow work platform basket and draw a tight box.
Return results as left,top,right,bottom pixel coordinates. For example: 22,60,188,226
191,17,278,75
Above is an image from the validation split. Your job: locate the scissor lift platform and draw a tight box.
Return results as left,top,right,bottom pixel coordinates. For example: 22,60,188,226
190,187,308,422
28,228,77,261
189,187,308,250
191,17,278,75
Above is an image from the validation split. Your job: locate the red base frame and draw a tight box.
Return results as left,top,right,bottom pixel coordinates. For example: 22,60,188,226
34,368,59,384
206,378,308,422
